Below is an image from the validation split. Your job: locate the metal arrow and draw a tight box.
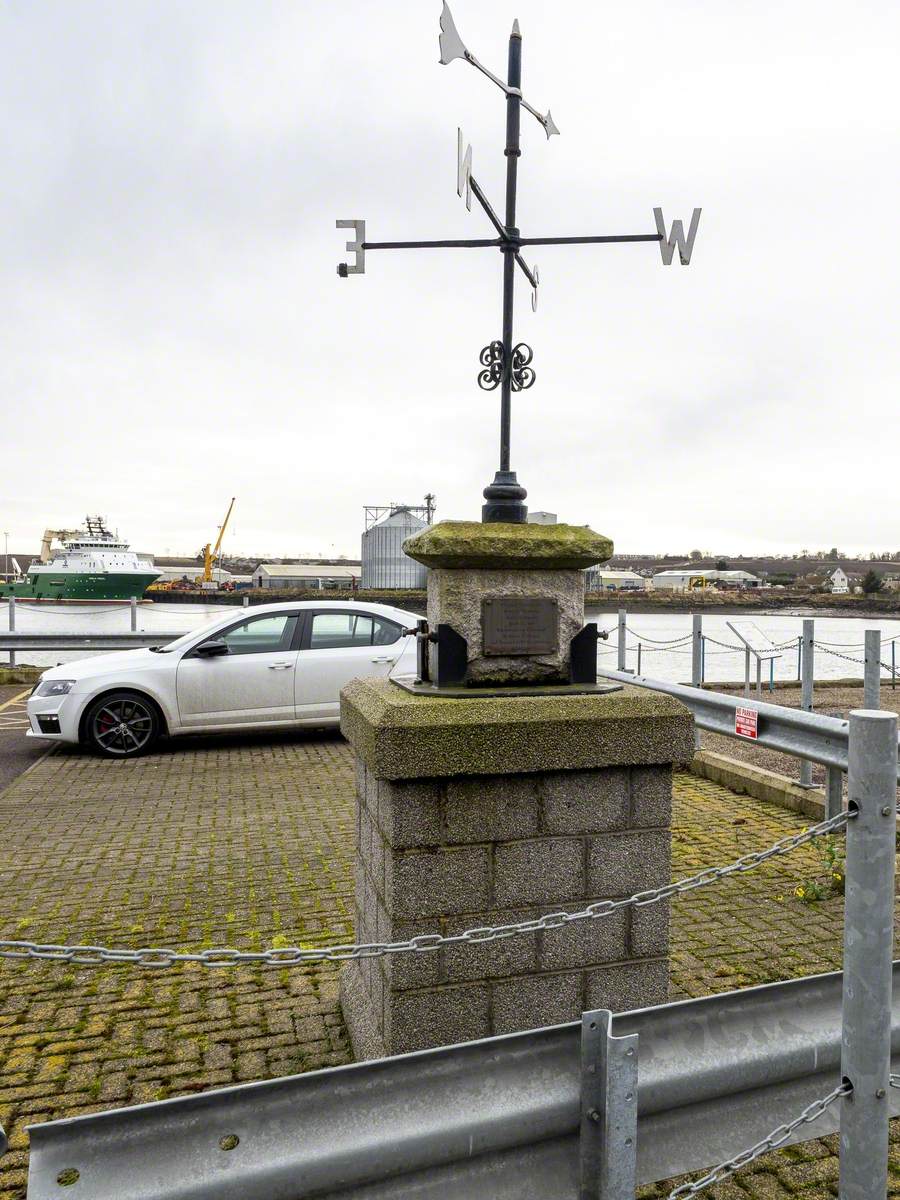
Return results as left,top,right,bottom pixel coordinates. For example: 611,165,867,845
438,2,559,138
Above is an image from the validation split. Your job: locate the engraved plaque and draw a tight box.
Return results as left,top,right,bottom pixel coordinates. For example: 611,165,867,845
481,597,559,656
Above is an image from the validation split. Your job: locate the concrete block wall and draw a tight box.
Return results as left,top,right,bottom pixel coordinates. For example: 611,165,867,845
347,759,672,1057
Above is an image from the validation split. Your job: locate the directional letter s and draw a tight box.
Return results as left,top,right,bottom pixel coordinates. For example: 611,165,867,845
457,128,473,211
653,208,701,265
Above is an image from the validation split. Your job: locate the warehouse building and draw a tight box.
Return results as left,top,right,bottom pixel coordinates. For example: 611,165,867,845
584,566,646,591
252,563,361,590
651,568,760,591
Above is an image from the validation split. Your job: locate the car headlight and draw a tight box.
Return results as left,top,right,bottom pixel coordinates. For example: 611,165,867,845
35,679,75,697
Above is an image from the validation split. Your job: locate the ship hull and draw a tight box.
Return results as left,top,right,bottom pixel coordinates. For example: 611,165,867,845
0,573,160,601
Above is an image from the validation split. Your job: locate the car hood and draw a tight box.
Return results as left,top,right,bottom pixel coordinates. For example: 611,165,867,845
40,647,173,683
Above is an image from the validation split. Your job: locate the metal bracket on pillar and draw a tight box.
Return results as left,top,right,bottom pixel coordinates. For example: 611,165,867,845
579,1008,638,1200
570,622,606,685
434,624,469,686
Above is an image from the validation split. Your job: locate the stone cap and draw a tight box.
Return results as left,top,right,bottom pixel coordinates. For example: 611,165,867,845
341,678,694,780
403,521,613,570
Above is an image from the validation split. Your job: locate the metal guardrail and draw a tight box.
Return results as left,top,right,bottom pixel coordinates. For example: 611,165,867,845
25,963,900,1199
597,666,900,780
0,632,185,652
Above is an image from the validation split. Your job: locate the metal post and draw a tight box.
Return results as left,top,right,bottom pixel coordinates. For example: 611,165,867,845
617,609,626,672
744,645,750,698
691,615,702,750
691,615,702,686
891,640,896,690
863,629,881,710
755,655,762,698
579,1009,638,1200
243,593,250,608
839,708,897,1200
825,766,843,819
700,634,705,683
797,635,802,682
799,619,814,788
769,656,775,692
8,594,15,668
130,596,137,631
636,642,641,675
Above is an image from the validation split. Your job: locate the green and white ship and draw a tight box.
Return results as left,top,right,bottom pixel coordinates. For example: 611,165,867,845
0,517,160,601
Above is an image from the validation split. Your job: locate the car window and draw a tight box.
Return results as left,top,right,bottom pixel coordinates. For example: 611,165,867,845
208,614,298,656
309,612,401,650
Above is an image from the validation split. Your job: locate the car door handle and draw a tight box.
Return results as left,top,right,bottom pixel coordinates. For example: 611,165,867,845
268,662,293,670
371,656,394,664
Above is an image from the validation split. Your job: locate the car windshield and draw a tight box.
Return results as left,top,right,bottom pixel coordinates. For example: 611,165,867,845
151,618,234,653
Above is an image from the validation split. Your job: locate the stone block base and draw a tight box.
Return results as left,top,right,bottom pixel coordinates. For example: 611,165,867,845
340,679,693,1059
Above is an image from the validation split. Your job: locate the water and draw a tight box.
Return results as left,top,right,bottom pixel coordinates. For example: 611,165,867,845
587,608,900,686
3,601,899,688
0,601,231,668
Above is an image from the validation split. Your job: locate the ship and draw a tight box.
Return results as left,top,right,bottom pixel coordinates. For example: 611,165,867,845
0,517,161,601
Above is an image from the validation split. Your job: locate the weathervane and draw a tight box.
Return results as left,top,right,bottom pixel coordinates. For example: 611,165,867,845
337,3,701,523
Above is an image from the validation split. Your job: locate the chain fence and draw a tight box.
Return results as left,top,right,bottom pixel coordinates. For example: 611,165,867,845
0,813,850,971
666,1081,852,1198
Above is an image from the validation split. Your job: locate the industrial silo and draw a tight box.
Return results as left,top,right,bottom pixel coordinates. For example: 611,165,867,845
361,508,429,588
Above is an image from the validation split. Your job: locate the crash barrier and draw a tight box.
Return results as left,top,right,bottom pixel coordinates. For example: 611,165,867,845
2,705,897,1198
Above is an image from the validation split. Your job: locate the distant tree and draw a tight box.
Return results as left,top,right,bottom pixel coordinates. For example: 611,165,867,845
825,548,840,561
689,549,703,561
862,570,883,594
715,559,729,571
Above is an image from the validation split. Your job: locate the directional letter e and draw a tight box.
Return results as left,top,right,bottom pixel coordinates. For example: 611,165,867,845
653,207,701,265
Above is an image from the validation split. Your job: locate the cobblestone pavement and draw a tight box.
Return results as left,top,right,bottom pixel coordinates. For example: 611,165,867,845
0,732,897,1198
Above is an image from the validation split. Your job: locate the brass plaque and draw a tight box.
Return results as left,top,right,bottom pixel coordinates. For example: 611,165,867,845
481,597,559,656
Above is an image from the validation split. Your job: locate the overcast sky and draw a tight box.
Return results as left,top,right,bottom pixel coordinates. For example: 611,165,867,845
2,0,898,560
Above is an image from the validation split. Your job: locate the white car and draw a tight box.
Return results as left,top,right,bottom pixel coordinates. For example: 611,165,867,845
27,601,420,758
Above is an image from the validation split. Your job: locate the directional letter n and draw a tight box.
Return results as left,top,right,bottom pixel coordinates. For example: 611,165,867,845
457,128,473,211
654,207,701,265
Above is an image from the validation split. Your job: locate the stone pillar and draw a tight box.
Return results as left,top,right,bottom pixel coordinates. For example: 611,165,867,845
339,515,693,1059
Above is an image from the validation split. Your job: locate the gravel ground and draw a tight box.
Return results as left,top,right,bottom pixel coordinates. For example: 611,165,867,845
700,683,900,790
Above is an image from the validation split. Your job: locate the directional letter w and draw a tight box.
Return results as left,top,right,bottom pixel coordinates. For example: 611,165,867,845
653,207,701,265
457,128,473,211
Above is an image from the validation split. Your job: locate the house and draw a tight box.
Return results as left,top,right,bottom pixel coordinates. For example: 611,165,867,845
830,568,849,594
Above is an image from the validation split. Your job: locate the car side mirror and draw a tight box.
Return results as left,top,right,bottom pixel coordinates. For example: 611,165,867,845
195,639,229,658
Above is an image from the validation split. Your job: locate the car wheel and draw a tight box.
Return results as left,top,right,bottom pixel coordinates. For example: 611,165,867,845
85,691,160,758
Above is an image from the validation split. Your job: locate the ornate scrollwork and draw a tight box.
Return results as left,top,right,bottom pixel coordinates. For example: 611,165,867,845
510,342,535,390
476,340,536,391
477,341,504,390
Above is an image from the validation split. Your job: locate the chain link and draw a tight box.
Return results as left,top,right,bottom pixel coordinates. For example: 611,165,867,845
667,1081,851,1198
813,641,897,674
0,813,849,971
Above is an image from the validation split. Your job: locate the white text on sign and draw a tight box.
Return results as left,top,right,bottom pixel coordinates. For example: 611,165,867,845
735,706,759,740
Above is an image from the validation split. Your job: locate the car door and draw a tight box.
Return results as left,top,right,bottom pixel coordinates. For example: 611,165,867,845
175,612,301,728
295,610,408,723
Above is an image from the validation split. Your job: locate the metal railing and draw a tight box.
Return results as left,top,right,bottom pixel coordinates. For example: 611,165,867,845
11,706,900,1199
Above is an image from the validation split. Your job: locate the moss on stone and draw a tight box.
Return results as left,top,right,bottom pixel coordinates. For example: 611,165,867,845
403,520,613,570
340,678,694,780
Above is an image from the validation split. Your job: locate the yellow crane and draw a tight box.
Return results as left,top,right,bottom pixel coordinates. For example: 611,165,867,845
197,498,236,587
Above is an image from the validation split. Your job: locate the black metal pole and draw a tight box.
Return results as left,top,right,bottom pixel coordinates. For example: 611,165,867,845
482,18,528,523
